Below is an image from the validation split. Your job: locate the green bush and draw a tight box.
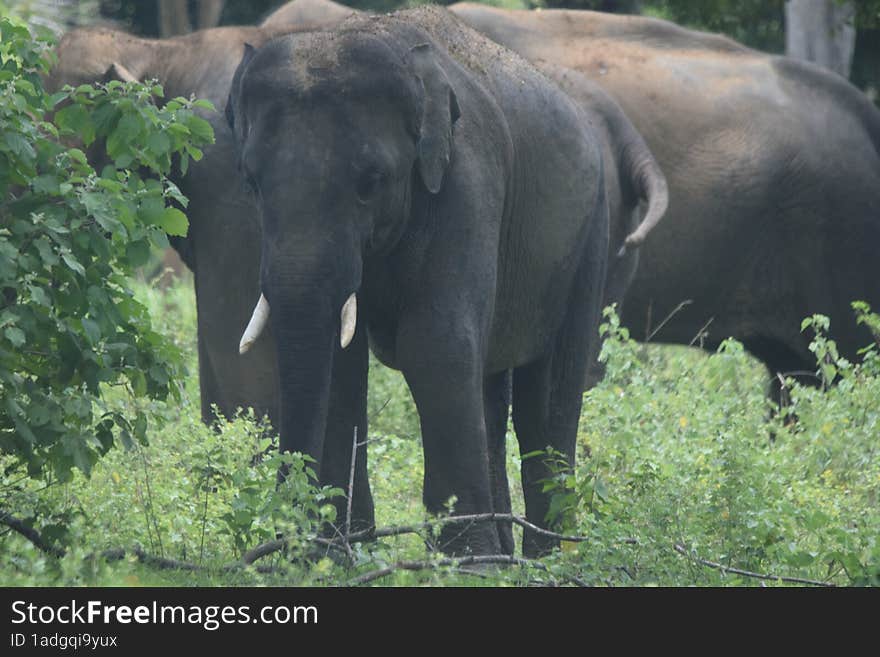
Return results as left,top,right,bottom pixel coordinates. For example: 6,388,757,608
0,16,214,490
548,305,880,586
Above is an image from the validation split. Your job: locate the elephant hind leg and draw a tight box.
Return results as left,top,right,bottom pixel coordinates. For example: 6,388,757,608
512,207,609,558
741,336,817,407
484,369,514,555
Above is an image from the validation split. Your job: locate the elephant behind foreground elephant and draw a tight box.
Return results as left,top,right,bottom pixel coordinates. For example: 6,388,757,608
44,22,320,431
226,6,619,556
447,2,880,397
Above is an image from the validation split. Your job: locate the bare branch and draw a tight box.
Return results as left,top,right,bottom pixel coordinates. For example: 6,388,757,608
242,539,286,565
243,512,640,565
688,316,714,348
365,512,603,545
674,544,835,587
646,299,693,342
343,426,358,561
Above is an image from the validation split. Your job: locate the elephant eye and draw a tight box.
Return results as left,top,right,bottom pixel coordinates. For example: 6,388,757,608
356,168,385,204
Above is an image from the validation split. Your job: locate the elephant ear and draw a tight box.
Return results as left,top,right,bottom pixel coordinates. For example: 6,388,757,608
102,61,140,84
226,43,257,134
410,43,461,195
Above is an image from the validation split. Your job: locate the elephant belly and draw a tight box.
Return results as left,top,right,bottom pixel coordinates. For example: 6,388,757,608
487,205,595,372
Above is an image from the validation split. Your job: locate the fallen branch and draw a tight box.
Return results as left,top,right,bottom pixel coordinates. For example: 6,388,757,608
244,512,612,565
347,554,589,587
2,509,216,572
100,547,201,571
673,544,835,587
0,509,66,559
242,539,288,565
364,513,598,546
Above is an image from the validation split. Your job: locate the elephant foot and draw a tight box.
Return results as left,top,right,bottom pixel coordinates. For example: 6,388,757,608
522,531,560,560
428,517,502,557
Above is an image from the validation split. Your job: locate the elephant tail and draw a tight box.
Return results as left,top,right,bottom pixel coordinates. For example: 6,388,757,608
616,117,668,257
538,61,668,255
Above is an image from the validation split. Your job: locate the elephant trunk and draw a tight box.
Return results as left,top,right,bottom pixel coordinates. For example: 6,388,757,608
269,289,339,475
255,239,361,480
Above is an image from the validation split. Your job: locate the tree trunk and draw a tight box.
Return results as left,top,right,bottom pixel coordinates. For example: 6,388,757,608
196,0,225,30
158,0,192,37
785,0,856,78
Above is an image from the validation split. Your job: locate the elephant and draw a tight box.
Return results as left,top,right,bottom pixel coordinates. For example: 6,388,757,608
44,23,310,430
447,3,880,399
225,6,620,557
262,0,669,385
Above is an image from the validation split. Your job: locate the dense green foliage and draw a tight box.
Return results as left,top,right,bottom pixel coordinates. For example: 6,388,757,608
0,18,213,485
1,276,876,586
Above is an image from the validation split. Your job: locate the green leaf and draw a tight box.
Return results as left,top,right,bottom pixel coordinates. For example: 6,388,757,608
137,195,165,225
81,318,101,345
158,207,188,237
193,99,216,112
125,239,151,268
26,284,50,307
32,174,60,194
61,252,85,275
106,113,142,160
185,115,214,144
147,131,171,157
67,148,88,165
54,104,96,146
4,130,35,159
130,368,147,396
34,236,59,266
4,326,25,347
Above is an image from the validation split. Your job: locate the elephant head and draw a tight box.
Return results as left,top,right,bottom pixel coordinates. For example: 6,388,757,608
226,30,460,473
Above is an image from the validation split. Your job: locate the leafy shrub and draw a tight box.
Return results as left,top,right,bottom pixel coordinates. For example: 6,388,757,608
0,16,213,487
548,304,880,586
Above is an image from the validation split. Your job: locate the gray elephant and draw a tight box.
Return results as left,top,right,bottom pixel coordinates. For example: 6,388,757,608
44,24,298,429
449,3,880,399
226,6,615,556
262,0,668,384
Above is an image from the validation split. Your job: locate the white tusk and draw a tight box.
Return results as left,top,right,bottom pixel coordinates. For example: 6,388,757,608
239,294,270,355
340,293,357,349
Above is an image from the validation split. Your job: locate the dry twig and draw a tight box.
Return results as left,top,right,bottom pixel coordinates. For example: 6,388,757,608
674,544,835,587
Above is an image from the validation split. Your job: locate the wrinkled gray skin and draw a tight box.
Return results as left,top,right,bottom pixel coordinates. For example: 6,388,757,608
227,7,611,556
449,3,880,398
44,25,305,429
